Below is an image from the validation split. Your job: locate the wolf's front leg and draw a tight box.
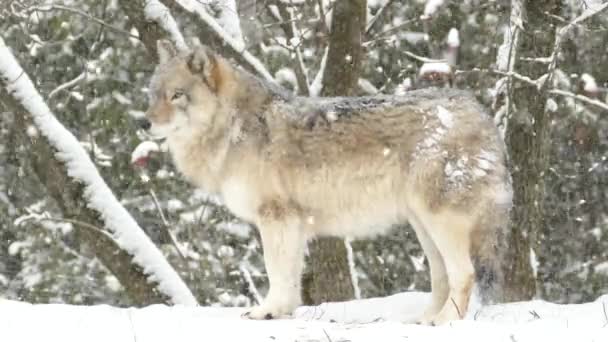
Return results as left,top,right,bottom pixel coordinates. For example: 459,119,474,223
244,213,305,320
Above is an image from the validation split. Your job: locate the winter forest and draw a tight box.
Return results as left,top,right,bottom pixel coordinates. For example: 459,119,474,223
1,0,608,341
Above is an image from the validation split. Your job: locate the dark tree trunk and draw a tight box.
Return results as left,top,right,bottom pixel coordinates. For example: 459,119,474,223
302,0,366,305
502,0,561,301
320,0,366,97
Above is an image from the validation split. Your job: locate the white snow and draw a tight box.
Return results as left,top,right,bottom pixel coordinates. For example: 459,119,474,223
447,28,460,47
275,67,298,90
345,239,361,299
394,78,413,96
368,0,390,7
326,110,338,122
0,38,197,306
496,26,514,71
358,78,379,95
530,248,539,278
26,124,39,137
112,91,132,105
419,62,451,75
216,221,252,239
2,293,608,341
310,47,329,96
436,106,454,128
416,126,447,158
131,141,160,164
546,98,559,112
401,31,429,45
581,73,598,93
423,0,445,17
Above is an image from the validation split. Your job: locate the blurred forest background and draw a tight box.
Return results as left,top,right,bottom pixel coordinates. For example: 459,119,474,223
0,0,607,309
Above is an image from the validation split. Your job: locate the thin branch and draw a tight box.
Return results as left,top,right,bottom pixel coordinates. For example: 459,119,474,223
29,216,115,240
450,297,462,319
322,329,333,342
402,50,446,64
492,70,540,87
268,2,310,95
457,68,608,112
365,0,396,36
549,89,608,112
316,0,330,35
366,17,419,42
148,188,188,261
239,263,262,304
48,72,86,98
23,4,140,40
547,3,608,80
519,56,552,64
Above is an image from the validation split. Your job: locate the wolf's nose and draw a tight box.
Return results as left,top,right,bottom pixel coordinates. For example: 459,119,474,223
137,118,151,130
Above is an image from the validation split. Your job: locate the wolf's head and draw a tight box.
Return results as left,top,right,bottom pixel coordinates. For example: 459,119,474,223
141,40,229,139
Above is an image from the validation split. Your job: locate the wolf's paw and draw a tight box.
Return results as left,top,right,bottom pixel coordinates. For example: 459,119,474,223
411,307,460,326
241,303,293,320
241,309,275,320
406,313,436,326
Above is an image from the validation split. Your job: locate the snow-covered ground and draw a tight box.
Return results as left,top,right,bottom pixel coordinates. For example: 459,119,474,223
2,292,607,342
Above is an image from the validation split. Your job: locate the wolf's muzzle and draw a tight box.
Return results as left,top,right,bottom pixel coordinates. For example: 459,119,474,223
137,118,152,131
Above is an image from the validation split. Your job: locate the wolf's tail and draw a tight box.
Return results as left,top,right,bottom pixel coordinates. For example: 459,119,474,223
470,202,510,304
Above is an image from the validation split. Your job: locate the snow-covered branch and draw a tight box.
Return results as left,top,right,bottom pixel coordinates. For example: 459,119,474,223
214,0,245,47
0,37,197,306
169,0,277,84
143,0,188,52
549,89,608,112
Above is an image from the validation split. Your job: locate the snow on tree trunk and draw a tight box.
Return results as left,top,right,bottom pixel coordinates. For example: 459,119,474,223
502,0,563,301
0,37,197,306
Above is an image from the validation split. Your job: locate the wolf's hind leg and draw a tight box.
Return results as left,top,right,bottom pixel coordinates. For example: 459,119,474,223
408,219,449,324
424,218,475,325
243,208,305,320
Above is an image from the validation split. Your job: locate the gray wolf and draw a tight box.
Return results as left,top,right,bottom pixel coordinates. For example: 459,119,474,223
141,40,512,325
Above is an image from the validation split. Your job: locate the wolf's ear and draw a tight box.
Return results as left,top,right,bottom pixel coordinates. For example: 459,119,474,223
187,46,220,92
157,39,177,64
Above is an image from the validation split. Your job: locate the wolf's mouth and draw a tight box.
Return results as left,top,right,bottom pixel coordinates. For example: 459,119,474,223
145,132,167,142
136,127,167,143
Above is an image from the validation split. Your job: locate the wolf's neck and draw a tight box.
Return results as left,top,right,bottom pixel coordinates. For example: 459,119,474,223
167,127,231,193
229,68,289,113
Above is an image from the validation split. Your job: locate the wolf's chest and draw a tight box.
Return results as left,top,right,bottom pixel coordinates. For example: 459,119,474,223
220,178,258,222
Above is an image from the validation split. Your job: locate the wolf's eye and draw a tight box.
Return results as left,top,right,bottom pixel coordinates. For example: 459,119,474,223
171,89,185,101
